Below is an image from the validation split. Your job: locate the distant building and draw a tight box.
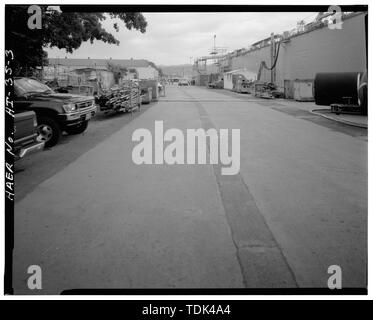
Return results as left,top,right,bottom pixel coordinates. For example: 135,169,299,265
44,58,159,90
217,12,366,93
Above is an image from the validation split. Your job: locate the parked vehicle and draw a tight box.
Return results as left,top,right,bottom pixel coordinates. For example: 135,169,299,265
14,77,97,148
207,73,223,89
14,110,44,160
178,79,189,86
208,79,224,89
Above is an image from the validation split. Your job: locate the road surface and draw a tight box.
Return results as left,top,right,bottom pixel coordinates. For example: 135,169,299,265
13,85,367,294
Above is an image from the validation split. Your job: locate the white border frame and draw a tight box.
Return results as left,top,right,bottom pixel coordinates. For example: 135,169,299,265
0,0,370,300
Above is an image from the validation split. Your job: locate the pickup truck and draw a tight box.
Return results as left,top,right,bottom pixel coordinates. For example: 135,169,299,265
14,110,44,160
14,77,97,148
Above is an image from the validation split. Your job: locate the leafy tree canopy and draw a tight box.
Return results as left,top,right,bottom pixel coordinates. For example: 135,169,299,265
6,5,147,75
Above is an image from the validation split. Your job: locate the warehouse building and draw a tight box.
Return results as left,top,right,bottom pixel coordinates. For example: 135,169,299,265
223,12,367,96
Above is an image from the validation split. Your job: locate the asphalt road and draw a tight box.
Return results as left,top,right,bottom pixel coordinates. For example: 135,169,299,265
13,85,367,293
15,102,154,202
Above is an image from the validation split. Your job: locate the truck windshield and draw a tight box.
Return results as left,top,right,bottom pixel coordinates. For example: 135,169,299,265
15,78,53,95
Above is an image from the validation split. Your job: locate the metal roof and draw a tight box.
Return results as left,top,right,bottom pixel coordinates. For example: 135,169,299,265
48,58,150,69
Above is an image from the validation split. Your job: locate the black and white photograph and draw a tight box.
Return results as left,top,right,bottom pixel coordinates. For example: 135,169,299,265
3,2,368,297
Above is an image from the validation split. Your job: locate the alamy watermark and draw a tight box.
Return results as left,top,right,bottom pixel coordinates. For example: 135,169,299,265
27,265,42,290
327,5,343,30
132,121,240,175
27,5,42,30
327,265,342,289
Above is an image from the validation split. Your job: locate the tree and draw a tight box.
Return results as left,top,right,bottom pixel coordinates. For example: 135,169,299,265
147,60,164,78
6,5,147,76
106,62,128,84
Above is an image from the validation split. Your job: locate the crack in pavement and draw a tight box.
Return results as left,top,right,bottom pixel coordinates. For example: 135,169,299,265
159,99,257,102
180,87,299,288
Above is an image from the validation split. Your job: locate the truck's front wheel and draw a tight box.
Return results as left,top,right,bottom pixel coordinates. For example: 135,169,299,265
36,116,62,148
65,120,89,135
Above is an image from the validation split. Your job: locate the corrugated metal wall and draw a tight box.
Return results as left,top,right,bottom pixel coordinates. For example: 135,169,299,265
231,13,367,90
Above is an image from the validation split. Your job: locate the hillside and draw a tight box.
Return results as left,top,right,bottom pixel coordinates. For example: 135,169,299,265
158,64,193,78
159,63,220,78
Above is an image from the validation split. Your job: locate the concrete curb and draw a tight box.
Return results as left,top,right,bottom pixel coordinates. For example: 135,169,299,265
310,108,368,129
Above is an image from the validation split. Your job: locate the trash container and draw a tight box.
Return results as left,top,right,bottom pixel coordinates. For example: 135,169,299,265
148,87,153,101
140,87,152,104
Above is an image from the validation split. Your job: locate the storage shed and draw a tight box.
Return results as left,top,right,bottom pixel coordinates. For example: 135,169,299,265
223,69,257,90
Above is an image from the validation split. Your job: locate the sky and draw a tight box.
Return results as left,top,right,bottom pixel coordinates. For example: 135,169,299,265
45,12,318,66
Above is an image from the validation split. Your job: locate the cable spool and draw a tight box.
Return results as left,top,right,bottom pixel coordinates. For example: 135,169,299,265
358,71,368,115
314,72,364,106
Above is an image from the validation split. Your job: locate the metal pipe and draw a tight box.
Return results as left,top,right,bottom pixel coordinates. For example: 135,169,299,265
196,54,227,61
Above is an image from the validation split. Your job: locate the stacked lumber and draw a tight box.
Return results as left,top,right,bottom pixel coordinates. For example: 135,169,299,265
96,82,141,114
